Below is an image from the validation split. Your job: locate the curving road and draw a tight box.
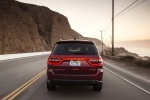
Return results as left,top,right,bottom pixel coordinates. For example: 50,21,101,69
0,54,150,100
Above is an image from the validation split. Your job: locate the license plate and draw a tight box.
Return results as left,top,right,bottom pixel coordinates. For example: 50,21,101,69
70,61,81,66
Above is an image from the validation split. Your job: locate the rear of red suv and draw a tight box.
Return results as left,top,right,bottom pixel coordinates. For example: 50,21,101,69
47,40,103,91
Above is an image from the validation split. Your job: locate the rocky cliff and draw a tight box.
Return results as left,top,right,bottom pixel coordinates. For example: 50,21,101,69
0,0,104,54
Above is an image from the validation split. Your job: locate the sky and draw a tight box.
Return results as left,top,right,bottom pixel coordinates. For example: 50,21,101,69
17,0,150,44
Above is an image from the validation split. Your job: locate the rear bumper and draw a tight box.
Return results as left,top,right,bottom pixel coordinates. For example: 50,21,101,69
47,68,103,85
47,79,102,85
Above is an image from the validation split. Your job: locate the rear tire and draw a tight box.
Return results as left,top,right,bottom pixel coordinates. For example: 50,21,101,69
47,82,56,91
93,82,102,91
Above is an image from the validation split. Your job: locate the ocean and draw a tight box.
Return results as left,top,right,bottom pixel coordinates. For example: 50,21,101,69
114,40,150,57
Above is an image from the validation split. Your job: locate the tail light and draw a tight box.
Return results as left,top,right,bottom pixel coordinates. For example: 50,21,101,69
48,57,103,67
87,58,103,66
48,57,62,65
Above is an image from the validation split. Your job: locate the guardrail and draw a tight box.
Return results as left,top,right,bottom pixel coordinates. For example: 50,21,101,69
0,51,51,61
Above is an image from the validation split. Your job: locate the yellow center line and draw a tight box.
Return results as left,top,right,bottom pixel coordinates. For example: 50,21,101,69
2,69,46,100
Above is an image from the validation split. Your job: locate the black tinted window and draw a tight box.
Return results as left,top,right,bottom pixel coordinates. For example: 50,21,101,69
52,43,98,55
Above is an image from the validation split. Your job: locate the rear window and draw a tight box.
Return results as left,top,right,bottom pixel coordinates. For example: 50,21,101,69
52,42,98,55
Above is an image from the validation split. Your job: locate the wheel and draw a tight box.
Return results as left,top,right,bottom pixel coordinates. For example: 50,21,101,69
93,82,102,91
47,81,56,91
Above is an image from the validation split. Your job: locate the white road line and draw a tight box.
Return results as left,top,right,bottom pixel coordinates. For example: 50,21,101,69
104,67,150,95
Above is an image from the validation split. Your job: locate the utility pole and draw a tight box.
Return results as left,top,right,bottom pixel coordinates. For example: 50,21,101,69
100,30,105,55
112,0,114,56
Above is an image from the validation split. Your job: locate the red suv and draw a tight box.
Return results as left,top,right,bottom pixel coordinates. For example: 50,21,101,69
47,39,103,91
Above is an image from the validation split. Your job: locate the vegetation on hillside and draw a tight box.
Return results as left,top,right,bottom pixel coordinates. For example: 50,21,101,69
102,48,150,68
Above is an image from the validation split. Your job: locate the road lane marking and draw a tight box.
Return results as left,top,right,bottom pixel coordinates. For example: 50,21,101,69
104,67,150,95
2,69,46,100
104,67,150,94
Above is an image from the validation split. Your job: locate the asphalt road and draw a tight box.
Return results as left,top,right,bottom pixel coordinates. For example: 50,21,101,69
0,54,150,100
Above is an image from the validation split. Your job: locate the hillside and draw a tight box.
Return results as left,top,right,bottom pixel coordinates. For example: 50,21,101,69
0,0,104,54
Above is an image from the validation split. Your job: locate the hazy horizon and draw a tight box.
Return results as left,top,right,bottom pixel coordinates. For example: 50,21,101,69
104,39,150,48
107,39,150,57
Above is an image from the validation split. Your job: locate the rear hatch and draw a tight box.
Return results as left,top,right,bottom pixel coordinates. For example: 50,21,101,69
48,41,103,75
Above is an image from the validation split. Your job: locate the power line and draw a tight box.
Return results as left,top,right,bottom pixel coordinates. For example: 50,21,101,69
117,0,146,18
104,19,112,35
114,0,138,18
104,0,146,35
102,0,146,48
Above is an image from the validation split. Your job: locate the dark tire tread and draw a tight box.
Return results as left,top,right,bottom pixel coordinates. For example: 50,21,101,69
93,82,102,91
47,82,56,91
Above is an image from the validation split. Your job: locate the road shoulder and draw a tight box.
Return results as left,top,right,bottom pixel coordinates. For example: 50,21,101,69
103,57,150,83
